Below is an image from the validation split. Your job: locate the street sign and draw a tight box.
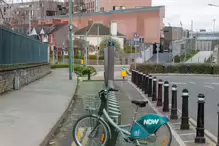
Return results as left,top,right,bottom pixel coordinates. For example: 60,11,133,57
134,38,140,42
108,41,115,46
72,33,75,40
133,32,140,38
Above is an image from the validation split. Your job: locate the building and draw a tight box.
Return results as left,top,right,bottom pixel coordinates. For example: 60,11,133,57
64,0,152,13
0,0,65,24
75,22,125,52
34,6,165,44
163,26,190,51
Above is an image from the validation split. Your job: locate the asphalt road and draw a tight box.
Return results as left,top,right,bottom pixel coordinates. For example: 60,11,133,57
152,75,219,138
148,52,171,64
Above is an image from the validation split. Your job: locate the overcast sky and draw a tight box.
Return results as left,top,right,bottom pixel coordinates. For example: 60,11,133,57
152,0,219,31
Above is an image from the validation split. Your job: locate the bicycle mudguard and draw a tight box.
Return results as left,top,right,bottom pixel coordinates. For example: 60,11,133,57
131,114,168,139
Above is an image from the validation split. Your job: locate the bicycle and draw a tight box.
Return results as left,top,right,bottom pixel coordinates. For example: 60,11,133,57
72,87,172,146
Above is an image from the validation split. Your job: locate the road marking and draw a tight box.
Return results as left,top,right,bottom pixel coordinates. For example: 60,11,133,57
204,85,214,89
204,82,219,85
170,82,186,85
184,140,194,143
128,81,186,146
190,82,196,84
178,133,195,136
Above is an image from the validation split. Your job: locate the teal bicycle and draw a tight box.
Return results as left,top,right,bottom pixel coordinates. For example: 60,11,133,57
72,87,172,146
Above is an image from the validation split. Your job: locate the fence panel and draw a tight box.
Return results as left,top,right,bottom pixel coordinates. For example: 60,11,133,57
0,26,48,65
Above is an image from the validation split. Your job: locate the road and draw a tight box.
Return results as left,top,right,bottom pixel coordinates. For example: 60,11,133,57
153,75,219,138
148,52,171,64
92,65,130,72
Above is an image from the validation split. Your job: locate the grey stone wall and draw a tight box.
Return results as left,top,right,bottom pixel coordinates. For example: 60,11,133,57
0,64,51,94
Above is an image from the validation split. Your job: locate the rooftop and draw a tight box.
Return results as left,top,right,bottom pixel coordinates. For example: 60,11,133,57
75,23,125,36
32,6,164,21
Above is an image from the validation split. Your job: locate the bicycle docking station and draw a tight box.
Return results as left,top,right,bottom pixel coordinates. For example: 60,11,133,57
131,70,210,145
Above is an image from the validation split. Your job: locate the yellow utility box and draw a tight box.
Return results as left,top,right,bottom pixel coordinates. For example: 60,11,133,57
121,66,127,79
81,59,84,65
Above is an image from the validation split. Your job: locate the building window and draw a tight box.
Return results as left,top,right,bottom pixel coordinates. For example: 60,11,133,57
120,6,125,10
100,7,104,12
113,6,116,10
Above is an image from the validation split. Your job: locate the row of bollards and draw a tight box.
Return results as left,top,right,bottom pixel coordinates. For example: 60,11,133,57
131,70,207,144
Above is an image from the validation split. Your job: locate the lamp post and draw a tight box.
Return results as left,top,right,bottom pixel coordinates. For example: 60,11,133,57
68,0,74,80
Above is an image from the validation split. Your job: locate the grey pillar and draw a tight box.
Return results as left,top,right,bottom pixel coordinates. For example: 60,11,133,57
108,45,115,80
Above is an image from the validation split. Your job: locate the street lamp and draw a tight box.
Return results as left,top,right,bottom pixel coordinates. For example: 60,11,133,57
68,0,74,80
208,4,219,7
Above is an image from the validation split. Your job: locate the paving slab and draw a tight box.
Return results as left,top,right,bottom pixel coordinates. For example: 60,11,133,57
0,69,77,146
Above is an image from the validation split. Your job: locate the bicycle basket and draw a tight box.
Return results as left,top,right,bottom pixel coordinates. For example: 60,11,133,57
82,94,101,114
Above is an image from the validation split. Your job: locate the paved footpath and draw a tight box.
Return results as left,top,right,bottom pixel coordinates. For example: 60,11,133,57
48,81,104,146
0,69,77,146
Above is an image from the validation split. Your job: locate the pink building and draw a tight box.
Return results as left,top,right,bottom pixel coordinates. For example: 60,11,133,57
36,6,165,44
65,0,152,12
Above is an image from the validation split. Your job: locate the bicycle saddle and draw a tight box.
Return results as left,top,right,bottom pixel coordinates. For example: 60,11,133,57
131,100,148,107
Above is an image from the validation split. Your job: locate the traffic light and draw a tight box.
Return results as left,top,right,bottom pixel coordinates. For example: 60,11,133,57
98,46,100,50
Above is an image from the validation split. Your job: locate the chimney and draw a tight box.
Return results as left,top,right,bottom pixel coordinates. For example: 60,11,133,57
88,19,93,26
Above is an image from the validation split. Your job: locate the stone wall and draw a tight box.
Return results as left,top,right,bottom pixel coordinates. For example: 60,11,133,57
0,64,51,94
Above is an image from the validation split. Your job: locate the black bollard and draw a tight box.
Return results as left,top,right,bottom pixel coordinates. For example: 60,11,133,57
163,65,165,73
142,74,146,92
144,74,149,94
88,69,91,80
152,77,157,101
211,65,214,74
140,73,144,90
195,94,206,143
170,85,178,120
136,71,140,87
157,79,163,106
138,72,142,88
217,103,219,146
163,81,169,112
180,89,190,130
187,64,190,74
148,75,153,97
134,70,137,85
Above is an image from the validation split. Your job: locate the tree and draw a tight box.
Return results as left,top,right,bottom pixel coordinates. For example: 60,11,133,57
99,36,123,57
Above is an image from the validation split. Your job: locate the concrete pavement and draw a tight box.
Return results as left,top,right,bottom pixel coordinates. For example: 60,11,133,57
149,75,219,143
48,81,104,146
0,69,77,146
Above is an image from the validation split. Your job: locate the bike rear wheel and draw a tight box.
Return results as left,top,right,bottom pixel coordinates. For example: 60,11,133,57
153,124,172,146
72,115,109,146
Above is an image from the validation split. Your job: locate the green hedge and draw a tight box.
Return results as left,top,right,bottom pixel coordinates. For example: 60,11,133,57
51,64,96,76
135,63,218,74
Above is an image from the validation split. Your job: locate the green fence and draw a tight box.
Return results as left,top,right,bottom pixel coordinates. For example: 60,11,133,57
0,26,49,65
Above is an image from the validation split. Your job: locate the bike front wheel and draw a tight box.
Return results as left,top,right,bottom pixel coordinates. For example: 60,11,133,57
72,115,109,146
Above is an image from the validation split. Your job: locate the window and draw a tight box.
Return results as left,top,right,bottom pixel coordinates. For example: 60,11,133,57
113,6,116,10
3,7,6,12
100,7,104,12
120,6,125,10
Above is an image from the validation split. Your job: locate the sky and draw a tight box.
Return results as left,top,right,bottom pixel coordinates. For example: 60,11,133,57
152,0,219,31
